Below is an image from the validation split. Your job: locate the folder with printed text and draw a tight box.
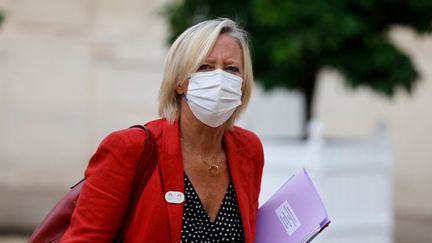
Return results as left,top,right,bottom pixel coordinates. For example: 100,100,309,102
255,169,331,243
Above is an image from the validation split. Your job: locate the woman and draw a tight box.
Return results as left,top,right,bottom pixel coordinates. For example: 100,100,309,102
61,18,264,242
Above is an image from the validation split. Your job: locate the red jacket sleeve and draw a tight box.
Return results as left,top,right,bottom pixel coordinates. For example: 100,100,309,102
61,128,145,242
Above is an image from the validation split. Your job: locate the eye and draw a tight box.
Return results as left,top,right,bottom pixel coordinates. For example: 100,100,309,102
225,66,240,74
197,64,212,72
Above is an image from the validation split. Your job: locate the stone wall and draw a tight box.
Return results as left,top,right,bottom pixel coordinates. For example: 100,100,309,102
0,0,168,231
0,0,167,190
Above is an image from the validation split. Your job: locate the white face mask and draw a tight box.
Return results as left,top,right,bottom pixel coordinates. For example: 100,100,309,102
185,69,243,127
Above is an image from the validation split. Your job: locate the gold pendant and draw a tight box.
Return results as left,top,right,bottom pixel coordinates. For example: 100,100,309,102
209,165,219,174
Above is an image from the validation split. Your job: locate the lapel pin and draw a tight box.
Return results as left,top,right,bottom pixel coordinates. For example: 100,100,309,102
165,191,185,204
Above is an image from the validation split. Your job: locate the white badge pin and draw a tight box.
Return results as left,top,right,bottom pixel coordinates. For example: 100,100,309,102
164,191,185,204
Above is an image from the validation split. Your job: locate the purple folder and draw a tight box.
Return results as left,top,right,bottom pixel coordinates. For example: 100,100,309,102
255,168,331,243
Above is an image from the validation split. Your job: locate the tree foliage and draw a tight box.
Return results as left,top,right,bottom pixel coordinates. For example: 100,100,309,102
162,0,432,135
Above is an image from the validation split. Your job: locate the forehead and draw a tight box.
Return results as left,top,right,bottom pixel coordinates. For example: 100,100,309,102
206,34,243,61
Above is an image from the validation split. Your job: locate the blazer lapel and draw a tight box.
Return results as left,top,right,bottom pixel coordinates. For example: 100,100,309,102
224,131,254,243
156,121,184,243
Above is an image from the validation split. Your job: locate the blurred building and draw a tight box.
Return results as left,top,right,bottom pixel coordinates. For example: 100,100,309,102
0,0,168,234
0,0,431,242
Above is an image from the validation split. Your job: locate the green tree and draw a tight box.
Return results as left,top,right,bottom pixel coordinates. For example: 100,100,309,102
162,0,432,137
0,11,4,27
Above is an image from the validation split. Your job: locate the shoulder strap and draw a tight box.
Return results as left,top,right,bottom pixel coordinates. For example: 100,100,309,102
115,125,157,241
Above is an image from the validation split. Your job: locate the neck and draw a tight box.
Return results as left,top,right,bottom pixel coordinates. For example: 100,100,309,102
178,97,226,154
179,117,225,155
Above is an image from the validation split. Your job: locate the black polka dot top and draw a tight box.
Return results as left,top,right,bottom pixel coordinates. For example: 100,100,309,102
180,174,245,243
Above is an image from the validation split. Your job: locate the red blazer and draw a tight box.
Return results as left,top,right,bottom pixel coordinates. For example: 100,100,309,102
61,118,264,242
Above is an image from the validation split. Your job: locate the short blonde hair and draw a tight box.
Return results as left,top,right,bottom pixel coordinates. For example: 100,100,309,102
158,18,254,128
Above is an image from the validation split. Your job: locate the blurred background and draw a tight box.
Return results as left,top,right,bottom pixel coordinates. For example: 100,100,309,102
0,0,431,242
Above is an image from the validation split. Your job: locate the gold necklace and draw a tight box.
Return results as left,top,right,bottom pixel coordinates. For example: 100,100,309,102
199,155,220,175
180,134,222,175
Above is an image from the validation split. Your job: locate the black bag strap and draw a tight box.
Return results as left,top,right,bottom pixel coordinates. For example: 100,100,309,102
115,125,157,242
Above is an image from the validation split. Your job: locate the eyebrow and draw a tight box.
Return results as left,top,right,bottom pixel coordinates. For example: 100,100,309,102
204,57,241,65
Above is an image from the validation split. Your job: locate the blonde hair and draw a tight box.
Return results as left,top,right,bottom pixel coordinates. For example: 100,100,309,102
158,18,254,128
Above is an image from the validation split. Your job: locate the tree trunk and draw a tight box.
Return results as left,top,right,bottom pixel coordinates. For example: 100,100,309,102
301,70,318,140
